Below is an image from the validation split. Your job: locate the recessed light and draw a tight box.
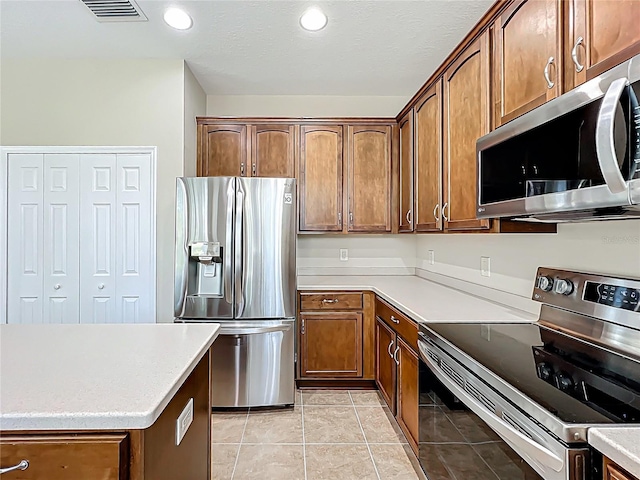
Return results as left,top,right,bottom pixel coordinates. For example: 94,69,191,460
300,7,327,32
164,7,192,30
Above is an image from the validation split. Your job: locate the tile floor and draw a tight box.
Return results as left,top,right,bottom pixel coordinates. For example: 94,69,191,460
211,390,427,480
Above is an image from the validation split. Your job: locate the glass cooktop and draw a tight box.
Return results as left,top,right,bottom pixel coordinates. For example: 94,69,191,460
424,322,640,425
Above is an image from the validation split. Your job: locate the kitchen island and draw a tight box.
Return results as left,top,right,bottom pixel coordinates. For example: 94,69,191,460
0,323,219,480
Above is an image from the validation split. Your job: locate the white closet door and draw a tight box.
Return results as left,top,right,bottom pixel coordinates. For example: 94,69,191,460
79,154,117,323
116,154,153,323
7,154,44,323
43,154,80,323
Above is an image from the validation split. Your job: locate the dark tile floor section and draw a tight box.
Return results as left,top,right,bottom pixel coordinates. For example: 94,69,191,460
211,390,427,480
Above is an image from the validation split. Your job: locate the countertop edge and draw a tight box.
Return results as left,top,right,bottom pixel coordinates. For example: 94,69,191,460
589,427,640,477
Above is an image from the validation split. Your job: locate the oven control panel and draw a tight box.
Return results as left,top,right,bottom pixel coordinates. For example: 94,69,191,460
584,282,640,311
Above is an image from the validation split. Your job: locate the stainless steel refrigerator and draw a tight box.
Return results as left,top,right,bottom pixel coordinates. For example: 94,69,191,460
174,177,296,408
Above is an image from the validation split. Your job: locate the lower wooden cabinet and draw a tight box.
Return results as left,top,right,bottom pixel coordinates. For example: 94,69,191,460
300,312,363,378
396,337,419,452
375,317,397,411
604,457,639,480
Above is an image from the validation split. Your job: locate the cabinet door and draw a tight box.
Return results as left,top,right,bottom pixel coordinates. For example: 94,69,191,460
251,125,296,177
347,125,392,232
396,337,419,453
414,79,443,232
199,125,248,177
300,312,363,377
0,434,128,480
604,457,639,480
444,33,491,231
398,112,414,233
494,0,562,126
569,0,640,87
299,125,343,232
375,317,396,412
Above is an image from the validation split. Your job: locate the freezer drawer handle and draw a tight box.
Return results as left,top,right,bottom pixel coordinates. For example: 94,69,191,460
0,460,29,475
220,324,293,336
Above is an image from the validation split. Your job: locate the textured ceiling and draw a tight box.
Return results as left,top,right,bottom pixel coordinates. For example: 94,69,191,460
0,0,494,95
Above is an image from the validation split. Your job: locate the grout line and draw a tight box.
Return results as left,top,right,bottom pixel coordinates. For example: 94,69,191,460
349,391,382,480
300,390,308,480
229,410,250,480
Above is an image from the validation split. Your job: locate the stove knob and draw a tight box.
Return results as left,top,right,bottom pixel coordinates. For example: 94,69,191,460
554,279,574,295
537,276,554,292
537,363,553,381
555,372,574,391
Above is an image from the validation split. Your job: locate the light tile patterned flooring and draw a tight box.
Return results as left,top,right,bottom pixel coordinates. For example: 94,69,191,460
211,390,427,480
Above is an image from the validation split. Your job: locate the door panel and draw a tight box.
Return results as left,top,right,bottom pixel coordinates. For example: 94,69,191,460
376,317,396,412
252,125,296,177
300,312,363,377
201,125,248,177
414,80,443,232
494,0,561,126
43,154,80,324
299,125,343,231
398,112,414,232
7,154,44,324
397,337,419,452
235,178,296,319
444,34,491,231
80,155,117,324
347,125,392,232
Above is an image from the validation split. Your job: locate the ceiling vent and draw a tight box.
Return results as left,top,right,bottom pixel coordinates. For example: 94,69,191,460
80,0,148,22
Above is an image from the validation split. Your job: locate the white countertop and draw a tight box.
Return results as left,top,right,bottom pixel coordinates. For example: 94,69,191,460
589,428,640,477
0,323,220,431
298,275,537,324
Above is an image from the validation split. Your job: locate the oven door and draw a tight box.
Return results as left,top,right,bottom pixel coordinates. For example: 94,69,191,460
418,339,591,480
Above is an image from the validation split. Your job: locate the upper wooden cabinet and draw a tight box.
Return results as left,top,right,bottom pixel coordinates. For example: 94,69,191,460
414,79,443,232
568,0,640,88
298,125,344,232
198,124,248,177
398,112,414,233
493,0,562,126
347,125,392,232
444,33,491,231
251,125,296,177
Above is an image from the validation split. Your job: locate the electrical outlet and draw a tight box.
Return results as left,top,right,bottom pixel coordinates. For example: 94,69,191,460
481,256,491,277
428,250,435,265
340,248,348,261
176,398,194,446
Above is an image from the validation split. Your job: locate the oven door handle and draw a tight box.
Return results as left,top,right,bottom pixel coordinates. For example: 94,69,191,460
595,77,629,195
419,343,565,473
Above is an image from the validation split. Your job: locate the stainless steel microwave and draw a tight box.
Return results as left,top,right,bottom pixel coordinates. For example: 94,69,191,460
476,54,640,222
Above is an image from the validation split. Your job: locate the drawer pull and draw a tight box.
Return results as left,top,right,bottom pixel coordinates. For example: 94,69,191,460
0,460,29,475
322,299,339,304
390,315,400,324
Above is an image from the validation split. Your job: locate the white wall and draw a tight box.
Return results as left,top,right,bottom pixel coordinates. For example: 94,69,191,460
297,235,417,276
206,95,407,117
416,221,640,299
0,58,201,322
183,63,206,177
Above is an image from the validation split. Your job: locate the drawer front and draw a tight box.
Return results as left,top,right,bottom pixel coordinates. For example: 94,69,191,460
300,292,363,311
0,434,128,480
375,297,418,351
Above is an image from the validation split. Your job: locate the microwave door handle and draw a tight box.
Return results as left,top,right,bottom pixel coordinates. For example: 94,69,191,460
234,184,245,316
418,344,565,474
224,182,234,304
595,77,629,194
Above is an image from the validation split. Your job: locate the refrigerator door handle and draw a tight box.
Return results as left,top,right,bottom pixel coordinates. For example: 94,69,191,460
224,181,234,304
234,184,245,316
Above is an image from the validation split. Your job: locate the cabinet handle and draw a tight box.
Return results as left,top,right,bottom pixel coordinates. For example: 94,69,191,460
322,299,339,304
301,319,305,334
442,203,449,222
388,339,394,358
390,315,400,324
349,212,354,225
544,57,555,89
252,163,256,176
433,203,440,221
405,210,412,225
0,460,29,475
337,212,342,225
393,346,400,366
571,36,584,73
240,163,245,176
53,284,61,290
98,283,105,290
